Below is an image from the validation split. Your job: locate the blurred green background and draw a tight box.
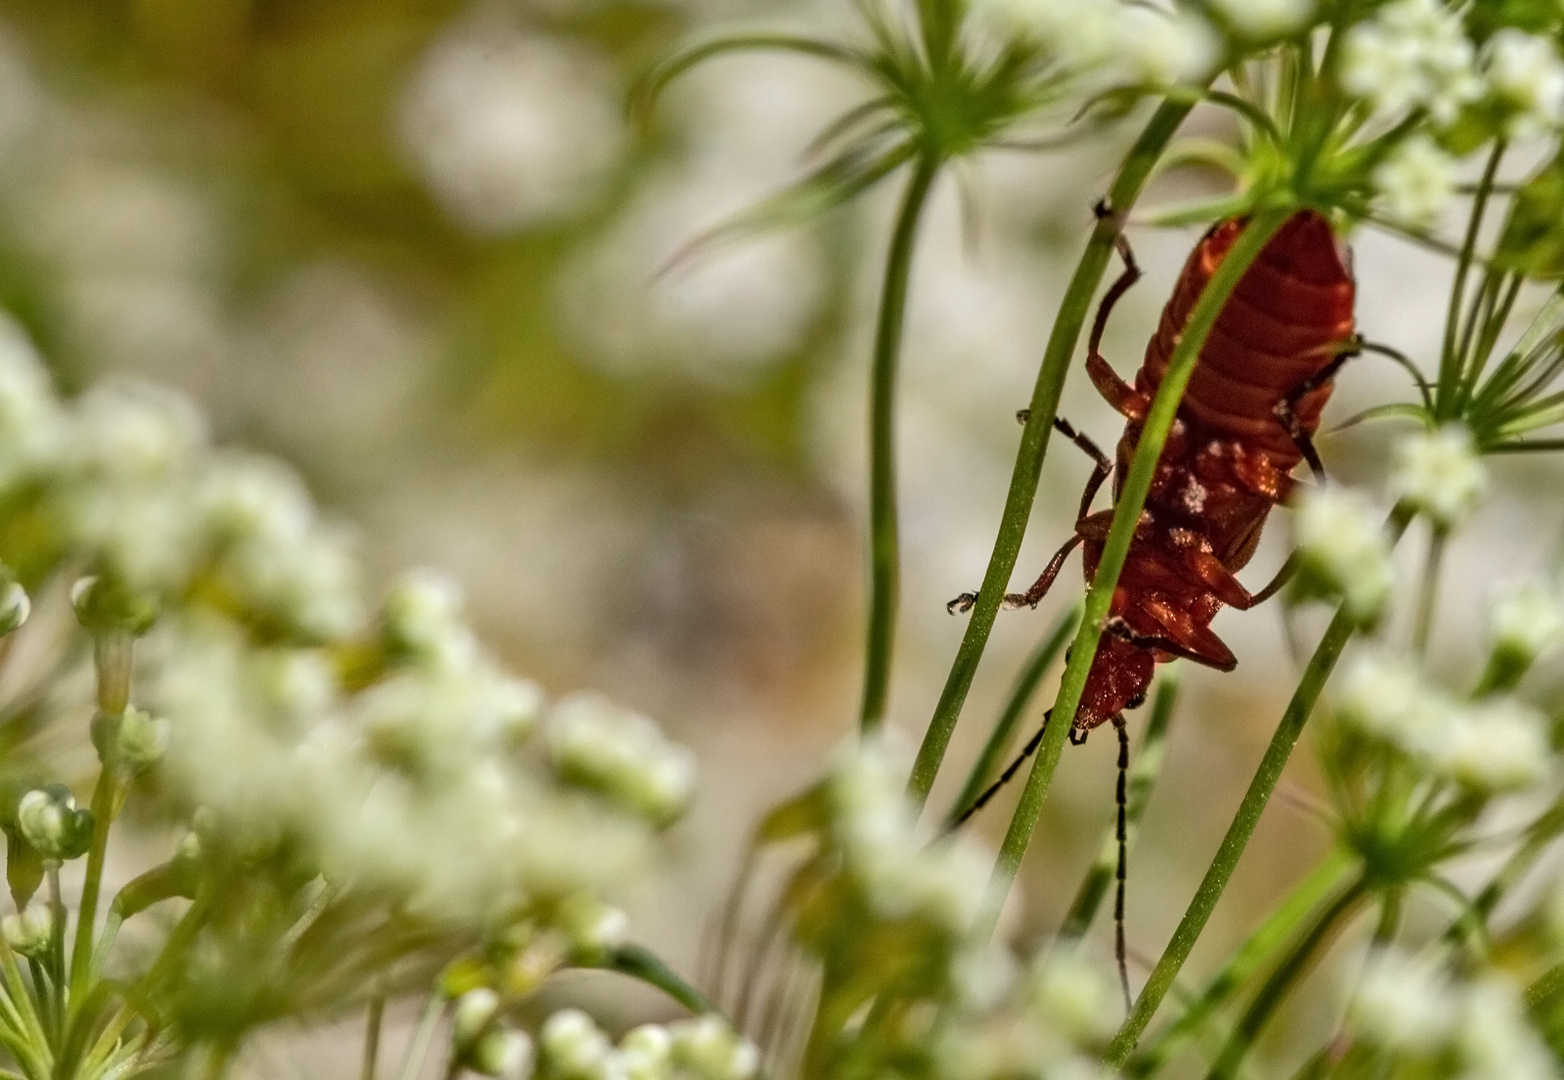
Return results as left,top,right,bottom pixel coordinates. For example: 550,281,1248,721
2,2,1563,1073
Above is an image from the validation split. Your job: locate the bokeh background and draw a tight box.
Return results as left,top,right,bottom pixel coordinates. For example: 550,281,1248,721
0,0,1562,1074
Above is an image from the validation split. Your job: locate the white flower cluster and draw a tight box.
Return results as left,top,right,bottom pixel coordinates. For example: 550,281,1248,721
1292,486,1395,622
1351,951,1558,1080
936,952,1119,1080
1373,136,1459,226
828,738,992,936
1334,649,1552,792
1485,29,1564,137
537,1010,757,1080
1390,424,1488,528
971,0,1217,87
1343,0,1482,125
1487,579,1564,669
547,694,696,824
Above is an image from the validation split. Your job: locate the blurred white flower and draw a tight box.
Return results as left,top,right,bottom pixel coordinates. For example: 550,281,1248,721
1390,424,1487,525
1333,648,1445,750
382,567,477,670
1117,7,1219,86
1028,954,1119,1044
1485,30,1564,137
546,693,695,823
64,379,205,482
200,452,314,547
1486,579,1564,668
970,0,1121,67
115,705,170,773
1350,949,1456,1053
668,1016,759,1080
952,944,1020,1011
1429,698,1551,792
454,988,502,1047
0,314,60,485
0,904,50,958
541,1010,615,1080
0,580,28,636
1343,0,1481,124
221,522,364,642
556,893,628,958
1293,486,1394,620
399,23,624,233
1458,977,1559,1080
475,1028,535,1080
1208,0,1315,40
618,1026,671,1080
1373,136,1459,227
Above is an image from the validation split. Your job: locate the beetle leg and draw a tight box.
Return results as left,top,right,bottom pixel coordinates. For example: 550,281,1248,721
1274,340,1359,483
947,531,1086,614
1110,598,1238,672
1053,416,1113,519
1085,208,1152,424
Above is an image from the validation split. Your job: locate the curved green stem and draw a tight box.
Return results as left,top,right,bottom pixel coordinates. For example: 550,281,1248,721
860,152,941,733
1060,668,1181,939
1106,511,1408,1066
1411,527,1445,657
944,606,1079,827
981,207,1294,939
1128,851,1355,1078
1204,880,1368,1080
595,945,719,1015
909,98,1197,803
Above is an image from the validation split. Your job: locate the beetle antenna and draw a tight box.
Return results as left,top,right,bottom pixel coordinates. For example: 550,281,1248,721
951,710,1054,829
1113,713,1132,1014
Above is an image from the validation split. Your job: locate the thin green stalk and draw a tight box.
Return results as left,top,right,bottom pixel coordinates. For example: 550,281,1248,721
362,995,386,1080
944,606,1079,826
908,99,1196,805
594,945,719,1015
1411,528,1445,656
1106,509,1407,1069
1204,880,1368,1080
860,152,942,734
1437,141,1505,418
981,207,1294,939
396,993,445,1080
69,768,122,1006
1128,851,1355,1078
1060,668,1181,939
45,869,63,1026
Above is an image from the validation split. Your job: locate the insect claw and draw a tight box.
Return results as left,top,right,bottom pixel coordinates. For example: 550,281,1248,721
1015,408,1030,424
947,593,978,615
1002,593,1034,609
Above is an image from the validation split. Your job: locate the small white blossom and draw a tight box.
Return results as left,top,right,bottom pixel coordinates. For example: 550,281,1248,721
668,1016,759,1080
1293,487,1394,621
1373,136,1459,227
1207,0,1314,40
454,988,501,1047
0,904,50,958
1333,650,1456,757
1458,977,1559,1080
383,567,471,666
1343,0,1481,124
223,523,364,642
1028,954,1118,1044
474,1028,535,1080
0,315,60,486
63,379,205,482
1116,7,1218,86
547,694,694,823
542,1010,615,1080
1350,949,1456,1053
972,0,1121,68
17,785,90,861
1485,30,1564,137
1390,424,1487,526
1486,580,1564,667
1429,698,1551,792
200,453,313,546
952,945,1020,1011
115,706,170,773
618,1026,671,1080
556,893,628,958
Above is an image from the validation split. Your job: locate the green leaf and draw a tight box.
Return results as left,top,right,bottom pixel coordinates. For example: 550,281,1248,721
1496,152,1564,279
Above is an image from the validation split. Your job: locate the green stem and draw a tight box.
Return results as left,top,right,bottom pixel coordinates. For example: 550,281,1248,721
982,207,1294,938
361,994,386,1080
860,152,942,734
1060,668,1181,939
1127,851,1355,1078
908,99,1196,804
1204,880,1368,1080
1106,511,1407,1069
1411,527,1445,657
68,768,121,1007
594,945,719,1015
944,606,1079,827
395,992,445,1080
1437,141,1505,418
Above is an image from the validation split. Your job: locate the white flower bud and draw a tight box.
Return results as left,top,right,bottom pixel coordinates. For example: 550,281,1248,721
1428,698,1551,792
1373,137,1459,227
1335,649,1425,740
1293,487,1394,621
1116,7,1218,86
1486,580,1564,668
1390,425,1487,527
541,1010,614,1080
478,673,545,744
383,568,471,667
453,988,501,1047
1485,30,1564,137
0,581,28,636
970,0,1120,69
668,1016,758,1080
952,945,1019,1012
1458,977,1557,1080
618,1026,671,1080
0,904,50,958
547,695,695,823
1343,0,1481,124
1028,954,1118,1044
557,894,628,959
116,706,170,773
201,453,312,546
17,785,92,861
1350,949,1456,1052
1207,0,1314,39
473,1028,534,1080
